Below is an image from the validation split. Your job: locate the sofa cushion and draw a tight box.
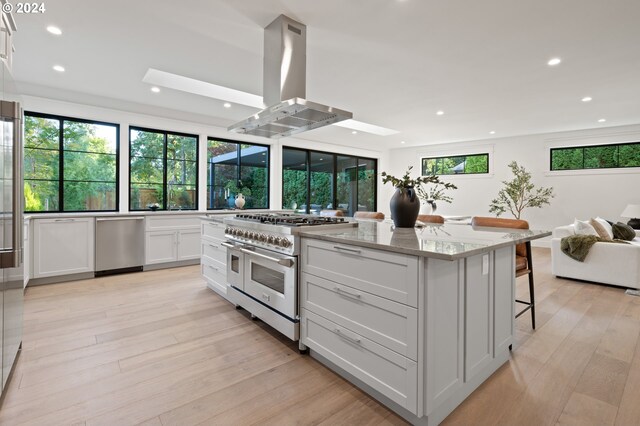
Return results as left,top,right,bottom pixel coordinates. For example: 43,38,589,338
595,217,614,239
590,218,612,240
574,219,598,236
613,222,636,241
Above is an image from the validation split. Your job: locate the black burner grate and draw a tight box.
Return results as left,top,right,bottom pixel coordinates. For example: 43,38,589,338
235,213,346,226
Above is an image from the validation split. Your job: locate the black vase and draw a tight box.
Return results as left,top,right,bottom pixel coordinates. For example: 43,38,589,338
390,186,420,228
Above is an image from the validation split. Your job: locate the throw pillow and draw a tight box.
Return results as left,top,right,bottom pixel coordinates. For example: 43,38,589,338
574,219,599,236
590,218,612,240
612,222,636,241
595,217,614,239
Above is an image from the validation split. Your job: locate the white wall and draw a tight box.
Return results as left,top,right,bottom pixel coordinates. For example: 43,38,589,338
22,95,384,212
387,124,640,244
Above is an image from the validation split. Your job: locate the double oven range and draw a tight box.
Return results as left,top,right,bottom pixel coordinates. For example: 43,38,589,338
222,213,356,342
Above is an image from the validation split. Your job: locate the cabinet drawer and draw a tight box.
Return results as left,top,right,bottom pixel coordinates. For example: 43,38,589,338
301,238,419,307
301,273,417,360
146,215,200,231
201,220,226,240
201,239,227,264
302,309,417,413
201,258,227,295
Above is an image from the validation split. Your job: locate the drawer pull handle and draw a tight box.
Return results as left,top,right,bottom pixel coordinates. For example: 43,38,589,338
333,245,361,254
208,243,219,249
54,219,76,222
335,328,361,344
262,293,271,302
334,287,361,299
207,265,219,271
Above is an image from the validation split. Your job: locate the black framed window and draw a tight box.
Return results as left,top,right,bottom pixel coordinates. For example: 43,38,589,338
207,138,269,209
283,147,377,216
550,142,640,171
129,127,198,211
421,153,489,175
24,112,119,212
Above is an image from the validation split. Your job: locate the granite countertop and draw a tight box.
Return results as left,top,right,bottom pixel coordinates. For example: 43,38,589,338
299,219,551,260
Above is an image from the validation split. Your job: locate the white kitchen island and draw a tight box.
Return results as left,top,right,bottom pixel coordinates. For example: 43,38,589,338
299,220,550,426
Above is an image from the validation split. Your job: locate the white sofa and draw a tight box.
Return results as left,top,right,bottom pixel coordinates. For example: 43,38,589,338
551,224,640,290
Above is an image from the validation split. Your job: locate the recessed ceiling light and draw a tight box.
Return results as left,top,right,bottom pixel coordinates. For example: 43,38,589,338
151,86,160,93
489,131,496,135
52,65,65,72
547,57,562,66
598,118,606,123
436,110,444,116
319,158,324,161
400,140,406,144
223,102,231,108
46,26,62,35
581,96,592,102
351,130,358,134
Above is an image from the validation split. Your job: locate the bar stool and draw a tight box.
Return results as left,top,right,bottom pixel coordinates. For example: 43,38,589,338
417,214,445,224
319,209,344,217
354,211,385,220
471,216,536,329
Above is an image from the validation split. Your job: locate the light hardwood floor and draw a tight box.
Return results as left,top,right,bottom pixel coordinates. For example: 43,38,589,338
1,248,639,425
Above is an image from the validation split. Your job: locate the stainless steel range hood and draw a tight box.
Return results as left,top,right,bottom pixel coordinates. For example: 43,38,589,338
228,15,352,138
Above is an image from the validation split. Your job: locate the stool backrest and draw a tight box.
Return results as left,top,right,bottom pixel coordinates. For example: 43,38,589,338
417,214,445,224
471,216,529,257
319,209,344,217
354,211,385,220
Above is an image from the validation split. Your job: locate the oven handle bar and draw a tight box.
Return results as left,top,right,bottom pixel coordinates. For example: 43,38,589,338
239,247,294,268
221,241,242,250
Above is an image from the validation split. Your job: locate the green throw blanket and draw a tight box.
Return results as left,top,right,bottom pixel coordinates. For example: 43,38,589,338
560,234,629,262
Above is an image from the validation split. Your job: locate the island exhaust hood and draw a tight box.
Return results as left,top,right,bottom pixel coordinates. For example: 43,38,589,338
228,15,352,138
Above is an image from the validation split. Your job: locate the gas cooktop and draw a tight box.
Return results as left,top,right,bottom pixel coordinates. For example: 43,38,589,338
234,213,347,227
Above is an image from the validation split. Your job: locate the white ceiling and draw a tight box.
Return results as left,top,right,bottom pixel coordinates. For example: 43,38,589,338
12,0,640,151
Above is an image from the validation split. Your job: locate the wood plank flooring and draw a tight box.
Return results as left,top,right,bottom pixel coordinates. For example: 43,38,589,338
1,248,639,425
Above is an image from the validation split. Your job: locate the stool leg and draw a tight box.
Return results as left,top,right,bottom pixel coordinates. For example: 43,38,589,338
526,241,535,330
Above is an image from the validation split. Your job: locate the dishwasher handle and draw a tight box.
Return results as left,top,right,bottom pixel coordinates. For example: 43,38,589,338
96,217,145,222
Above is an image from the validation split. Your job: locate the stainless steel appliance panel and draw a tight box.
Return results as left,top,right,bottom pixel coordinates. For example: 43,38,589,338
0,100,23,394
95,217,144,271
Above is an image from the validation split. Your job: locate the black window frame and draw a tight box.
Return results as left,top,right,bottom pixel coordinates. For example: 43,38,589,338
128,126,199,211
24,111,120,213
282,146,378,214
550,141,640,171
421,153,490,176
206,137,270,210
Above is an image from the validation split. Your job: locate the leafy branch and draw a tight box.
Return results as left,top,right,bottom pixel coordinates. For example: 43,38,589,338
489,161,554,219
381,166,452,193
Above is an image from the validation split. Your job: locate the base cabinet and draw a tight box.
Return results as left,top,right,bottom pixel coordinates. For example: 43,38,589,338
144,215,201,265
33,218,95,278
200,219,231,300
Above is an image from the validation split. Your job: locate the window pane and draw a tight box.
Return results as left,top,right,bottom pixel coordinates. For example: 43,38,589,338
584,146,618,169
357,158,376,212
130,129,164,158
130,156,164,184
551,148,583,170
167,134,197,161
25,116,59,149
130,183,163,210
64,152,116,183
336,155,357,216
167,160,197,186
207,140,239,209
422,154,489,175
240,144,268,209
618,144,640,167
24,148,59,181
25,180,59,212
63,182,116,211
282,148,307,212
310,152,334,215
168,184,196,210
63,121,117,154
464,154,489,173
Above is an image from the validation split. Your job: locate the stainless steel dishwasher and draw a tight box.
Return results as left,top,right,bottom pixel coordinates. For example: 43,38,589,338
95,217,145,275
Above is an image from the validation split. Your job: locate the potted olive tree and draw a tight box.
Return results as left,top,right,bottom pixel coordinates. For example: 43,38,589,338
489,161,554,219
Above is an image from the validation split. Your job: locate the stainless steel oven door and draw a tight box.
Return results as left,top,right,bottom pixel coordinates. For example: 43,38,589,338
241,246,297,319
222,241,244,290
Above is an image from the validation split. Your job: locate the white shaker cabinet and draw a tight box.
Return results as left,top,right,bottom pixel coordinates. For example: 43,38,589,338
144,215,201,265
200,218,230,300
32,218,95,278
